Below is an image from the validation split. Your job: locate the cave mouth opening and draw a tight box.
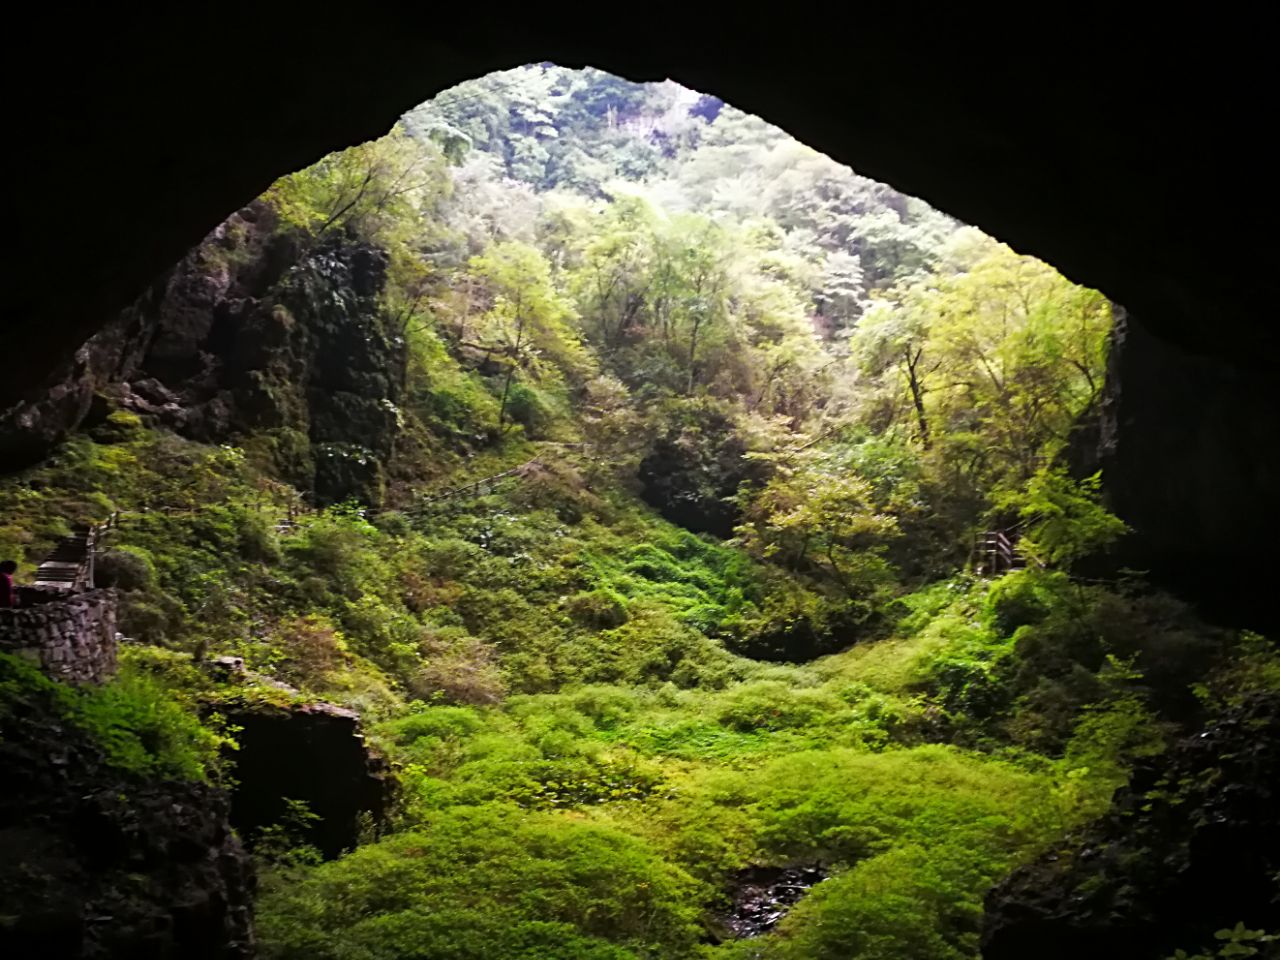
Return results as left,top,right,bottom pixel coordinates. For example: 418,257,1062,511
3,52,1278,960
9,60,1122,611
58,57,1266,635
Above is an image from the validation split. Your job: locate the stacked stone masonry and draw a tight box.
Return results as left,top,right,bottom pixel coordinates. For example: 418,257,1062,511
0,588,119,684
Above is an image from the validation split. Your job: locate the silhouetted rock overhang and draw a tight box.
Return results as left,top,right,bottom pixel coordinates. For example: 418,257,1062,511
7,14,1277,410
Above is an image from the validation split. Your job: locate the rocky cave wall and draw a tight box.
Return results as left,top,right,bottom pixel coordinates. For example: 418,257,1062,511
2,203,407,506
0,657,255,960
1096,311,1278,632
981,687,1280,958
7,13,1278,413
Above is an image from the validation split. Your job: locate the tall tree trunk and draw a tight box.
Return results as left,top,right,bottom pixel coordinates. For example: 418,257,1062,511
904,347,931,448
825,543,852,591
498,361,517,430
686,314,703,395
498,298,526,430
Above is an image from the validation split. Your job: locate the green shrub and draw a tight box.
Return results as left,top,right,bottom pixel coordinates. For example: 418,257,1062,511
0,652,229,782
91,409,145,443
95,545,158,591
504,382,557,437
1166,923,1279,960
77,665,233,780
984,569,1070,637
271,613,351,687
237,509,283,562
716,681,842,732
256,805,704,960
566,588,629,628
563,685,643,731
759,845,984,960
119,590,185,645
119,643,214,693
409,629,506,705
995,468,1129,570
380,704,488,747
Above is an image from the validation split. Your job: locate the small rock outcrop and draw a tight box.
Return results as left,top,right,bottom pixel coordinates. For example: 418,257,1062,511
981,689,1280,960
717,865,828,940
0,588,118,684
0,661,255,959
221,699,393,859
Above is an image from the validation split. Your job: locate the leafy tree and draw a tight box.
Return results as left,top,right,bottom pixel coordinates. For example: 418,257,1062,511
265,129,449,245
851,292,937,448
467,242,585,430
995,467,1129,570
926,244,1111,480
737,454,900,593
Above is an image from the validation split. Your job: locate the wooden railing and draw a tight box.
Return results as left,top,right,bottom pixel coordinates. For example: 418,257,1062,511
972,528,1028,576
273,496,316,535
33,512,120,592
409,459,544,514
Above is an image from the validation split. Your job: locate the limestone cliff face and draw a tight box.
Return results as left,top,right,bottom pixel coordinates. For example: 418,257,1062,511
121,204,404,506
0,204,406,505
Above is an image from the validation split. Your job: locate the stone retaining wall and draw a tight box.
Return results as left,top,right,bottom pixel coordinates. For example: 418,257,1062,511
0,588,119,684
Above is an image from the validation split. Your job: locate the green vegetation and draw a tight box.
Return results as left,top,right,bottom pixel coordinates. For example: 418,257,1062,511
0,649,230,781
1,65,1269,958
1168,924,1279,960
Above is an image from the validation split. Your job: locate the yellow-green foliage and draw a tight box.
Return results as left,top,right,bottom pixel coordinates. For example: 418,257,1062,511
265,662,1081,960
264,129,450,249
257,805,704,960
1,417,1211,959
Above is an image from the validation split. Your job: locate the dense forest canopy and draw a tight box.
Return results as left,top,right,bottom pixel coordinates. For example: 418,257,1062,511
265,63,1114,566
3,64,1275,960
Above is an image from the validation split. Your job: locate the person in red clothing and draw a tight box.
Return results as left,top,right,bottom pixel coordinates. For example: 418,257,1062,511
0,560,17,608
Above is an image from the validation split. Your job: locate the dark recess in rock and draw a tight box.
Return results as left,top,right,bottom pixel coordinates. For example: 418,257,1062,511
219,699,393,860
